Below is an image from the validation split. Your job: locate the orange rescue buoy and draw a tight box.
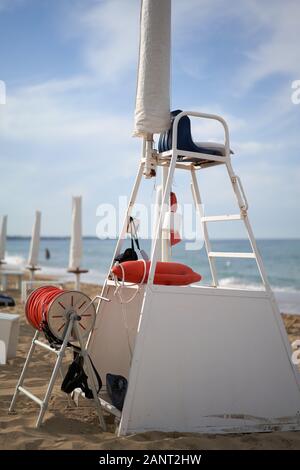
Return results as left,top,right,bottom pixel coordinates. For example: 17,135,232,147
112,260,201,286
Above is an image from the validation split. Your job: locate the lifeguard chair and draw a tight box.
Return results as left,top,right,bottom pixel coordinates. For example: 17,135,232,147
87,0,300,435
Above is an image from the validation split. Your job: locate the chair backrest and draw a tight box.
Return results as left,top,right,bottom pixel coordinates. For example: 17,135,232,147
158,109,192,152
158,110,223,156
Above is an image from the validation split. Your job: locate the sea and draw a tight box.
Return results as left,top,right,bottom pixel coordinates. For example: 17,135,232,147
4,237,300,314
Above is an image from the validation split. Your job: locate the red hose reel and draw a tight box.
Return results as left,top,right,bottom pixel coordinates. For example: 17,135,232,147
25,286,96,341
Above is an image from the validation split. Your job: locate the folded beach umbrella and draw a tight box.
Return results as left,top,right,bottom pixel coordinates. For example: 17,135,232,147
0,215,7,263
68,196,82,271
133,0,171,138
134,0,172,258
27,211,41,268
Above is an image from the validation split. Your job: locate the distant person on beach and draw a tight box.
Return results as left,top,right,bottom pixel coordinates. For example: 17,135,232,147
45,248,51,260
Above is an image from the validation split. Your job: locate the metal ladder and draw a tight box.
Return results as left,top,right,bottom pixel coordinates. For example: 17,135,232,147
130,110,272,290
190,159,271,291
9,312,106,430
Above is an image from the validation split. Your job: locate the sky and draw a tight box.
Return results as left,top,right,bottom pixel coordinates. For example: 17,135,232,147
0,0,299,238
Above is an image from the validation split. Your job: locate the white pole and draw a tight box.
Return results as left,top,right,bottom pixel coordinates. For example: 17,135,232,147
152,184,162,260
0,215,7,263
144,136,154,178
161,167,170,262
75,272,80,291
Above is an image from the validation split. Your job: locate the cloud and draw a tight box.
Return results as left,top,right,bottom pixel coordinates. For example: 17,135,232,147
234,141,278,156
0,72,141,219
68,0,139,82
235,0,300,91
172,0,300,94
190,107,246,143
1,0,299,237
0,81,131,141
172,0,227,32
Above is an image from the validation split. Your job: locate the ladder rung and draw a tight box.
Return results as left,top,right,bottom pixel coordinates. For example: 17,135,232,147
72,388,122,419
208,251,255,259
18,386,43,406
34,339,59,354
202,214,242,222
99,397,122,419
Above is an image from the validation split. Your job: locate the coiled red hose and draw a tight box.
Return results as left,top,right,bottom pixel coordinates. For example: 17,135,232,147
25,286,63,330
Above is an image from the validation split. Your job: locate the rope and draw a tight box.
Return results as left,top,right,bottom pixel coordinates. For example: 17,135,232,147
112,259,147,305
112,259,147,360
25,286,63,331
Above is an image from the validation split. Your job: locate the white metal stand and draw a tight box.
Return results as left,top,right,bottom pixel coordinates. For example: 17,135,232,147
161,166,170,262
104,110,270,290
9,311,106,430
87,110,300,435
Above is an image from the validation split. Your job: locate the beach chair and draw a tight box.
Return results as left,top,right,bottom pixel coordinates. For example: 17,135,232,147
158,109,234,166
0,313,20,363
0,270,23,292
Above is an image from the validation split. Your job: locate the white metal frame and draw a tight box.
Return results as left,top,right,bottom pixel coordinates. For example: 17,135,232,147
99,110,271,290
10,297,107,430
87,110,300,435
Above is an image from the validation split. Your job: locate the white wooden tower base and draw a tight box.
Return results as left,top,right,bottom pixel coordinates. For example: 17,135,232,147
88,111,300,435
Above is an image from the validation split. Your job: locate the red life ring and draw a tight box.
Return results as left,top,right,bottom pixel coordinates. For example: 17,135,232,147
170,192,181,246
170,191,178,212
112,260,201,286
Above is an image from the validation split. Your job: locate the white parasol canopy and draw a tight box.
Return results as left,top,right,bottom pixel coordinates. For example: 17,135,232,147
28,211,41,267
68,196,82,271
134,0,171,137
0,215,7,262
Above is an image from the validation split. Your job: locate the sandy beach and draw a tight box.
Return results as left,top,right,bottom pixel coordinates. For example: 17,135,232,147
0,278,299,450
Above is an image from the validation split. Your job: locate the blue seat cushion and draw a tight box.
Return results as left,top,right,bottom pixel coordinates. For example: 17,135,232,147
158,110,232,159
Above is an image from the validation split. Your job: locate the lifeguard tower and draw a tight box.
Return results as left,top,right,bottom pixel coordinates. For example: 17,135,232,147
87,0,300,435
